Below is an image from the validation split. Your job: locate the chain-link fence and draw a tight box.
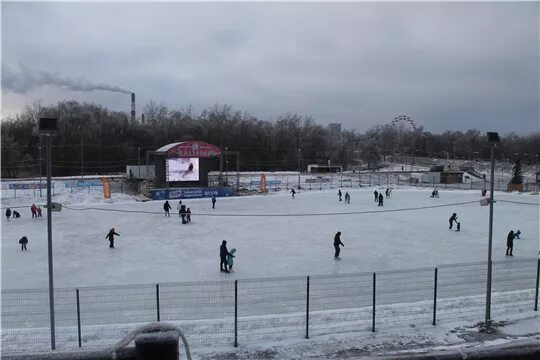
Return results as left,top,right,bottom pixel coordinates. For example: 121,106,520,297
2,259,539,354
209,172,538,193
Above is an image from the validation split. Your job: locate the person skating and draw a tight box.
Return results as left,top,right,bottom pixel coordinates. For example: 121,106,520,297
5,208,11,221
31,204,37,218
374,190,378,202
506,230,514,256
163,201,172,217
514,230,521,239
12,210,21,218
187,208,192,223
385,188,391,198
220,240,230,273
378,193,384,206
345,192,350,204
449,213,458,230
227,248,236,272
334,232,344,259
180,204,187,224
37,206,42,218
212,195,216,209
177,200,183,217
106,228,120,249
290,188,296,199
338,190,342,201
19,236,28,251
431,188,439,198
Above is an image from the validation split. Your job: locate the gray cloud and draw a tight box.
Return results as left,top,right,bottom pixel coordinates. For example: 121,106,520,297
1,1,538,134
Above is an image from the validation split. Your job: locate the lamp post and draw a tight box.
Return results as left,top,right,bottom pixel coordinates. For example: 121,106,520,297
485,132,500,329
39,145,42,197
225,146,228,187
39,117,58,350
297,148,301,189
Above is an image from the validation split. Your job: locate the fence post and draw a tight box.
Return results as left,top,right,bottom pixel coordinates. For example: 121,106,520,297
432,268,438,325
156,284,160,322
372,272,376,332
535,259,539,311
305,276,310,339
234,280,238,347
76,288,82,348
14,189,16,198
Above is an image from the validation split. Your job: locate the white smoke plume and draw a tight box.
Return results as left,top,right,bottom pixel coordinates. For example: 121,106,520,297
2,63,131,94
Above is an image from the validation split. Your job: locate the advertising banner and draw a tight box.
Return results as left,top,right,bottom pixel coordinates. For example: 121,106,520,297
250,179,281,186
9,183,47,190
64,181,103,188
102,177,111,199
151,187,235,200
260,174,267,193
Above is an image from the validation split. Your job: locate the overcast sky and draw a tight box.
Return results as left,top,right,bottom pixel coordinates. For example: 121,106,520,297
1,1,539,134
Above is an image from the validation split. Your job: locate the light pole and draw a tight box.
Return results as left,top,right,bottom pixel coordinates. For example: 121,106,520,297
297,148,301,189
39,145,42,197
39,117,58,350
80,130,84,179
137,147,141,193
485,131,499,329
225,146,228,187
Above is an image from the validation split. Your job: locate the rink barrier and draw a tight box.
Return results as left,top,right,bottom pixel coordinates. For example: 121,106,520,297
1,259,539,354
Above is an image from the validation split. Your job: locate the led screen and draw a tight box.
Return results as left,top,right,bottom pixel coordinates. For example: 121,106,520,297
167,158,199,182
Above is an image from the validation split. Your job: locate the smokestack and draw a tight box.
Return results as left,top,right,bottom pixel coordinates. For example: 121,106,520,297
131,93,136,121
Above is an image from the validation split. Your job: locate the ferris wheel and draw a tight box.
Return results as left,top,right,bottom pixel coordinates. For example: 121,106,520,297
391,115,417,131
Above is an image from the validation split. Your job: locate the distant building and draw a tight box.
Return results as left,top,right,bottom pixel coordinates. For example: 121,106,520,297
328,123,342,136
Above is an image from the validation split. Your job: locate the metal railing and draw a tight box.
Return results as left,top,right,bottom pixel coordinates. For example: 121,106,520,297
2,259,539,354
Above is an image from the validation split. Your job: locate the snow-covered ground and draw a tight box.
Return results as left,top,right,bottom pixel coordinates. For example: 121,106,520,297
1,184,539,357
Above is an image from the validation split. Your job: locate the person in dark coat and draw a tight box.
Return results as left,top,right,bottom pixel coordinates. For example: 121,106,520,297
5,208,11,221
37,207,42,217
385,188,391,198
378,193,384,206
163,201,172,217
177,200,183,217
180,204,187,224
338,190,342,201
514,230,521,239
19,236,28,251
106,228,120,249
374,190,378,202
187,208,192,223
449,213,458,230
212,195,216,209
290,189,296,198
12,211,21,218
334,232,344,259
506,230,514,256
220,240,230,273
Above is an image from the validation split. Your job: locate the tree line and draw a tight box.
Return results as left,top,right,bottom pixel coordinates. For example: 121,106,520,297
1,100,539,178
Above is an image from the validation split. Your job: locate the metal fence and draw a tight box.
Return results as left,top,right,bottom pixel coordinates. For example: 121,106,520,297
2,259,539,354
209,172,538,193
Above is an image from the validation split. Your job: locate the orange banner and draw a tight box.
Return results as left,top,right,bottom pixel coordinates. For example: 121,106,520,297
102,177,111,199
260,174,267,193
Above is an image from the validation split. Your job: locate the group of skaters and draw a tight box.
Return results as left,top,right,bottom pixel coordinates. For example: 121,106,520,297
4,205,42,221
373,188,391,206
5,208,20,220
219,240,236,273
337,190,351,203
163,200,192,224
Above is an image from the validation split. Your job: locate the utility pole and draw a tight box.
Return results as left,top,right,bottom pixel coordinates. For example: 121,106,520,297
39,117,58,350
297,148,301,189
39,145,42,197
80,131,84,179
485,132,500,329
225,146,229,187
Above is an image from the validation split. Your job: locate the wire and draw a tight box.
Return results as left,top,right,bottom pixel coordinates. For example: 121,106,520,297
497,200,540,206
60,200,479,217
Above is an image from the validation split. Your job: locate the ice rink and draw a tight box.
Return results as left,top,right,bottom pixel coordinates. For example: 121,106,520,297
1,187,538,289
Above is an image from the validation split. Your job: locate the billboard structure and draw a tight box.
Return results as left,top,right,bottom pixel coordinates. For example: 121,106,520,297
153,141,222,187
